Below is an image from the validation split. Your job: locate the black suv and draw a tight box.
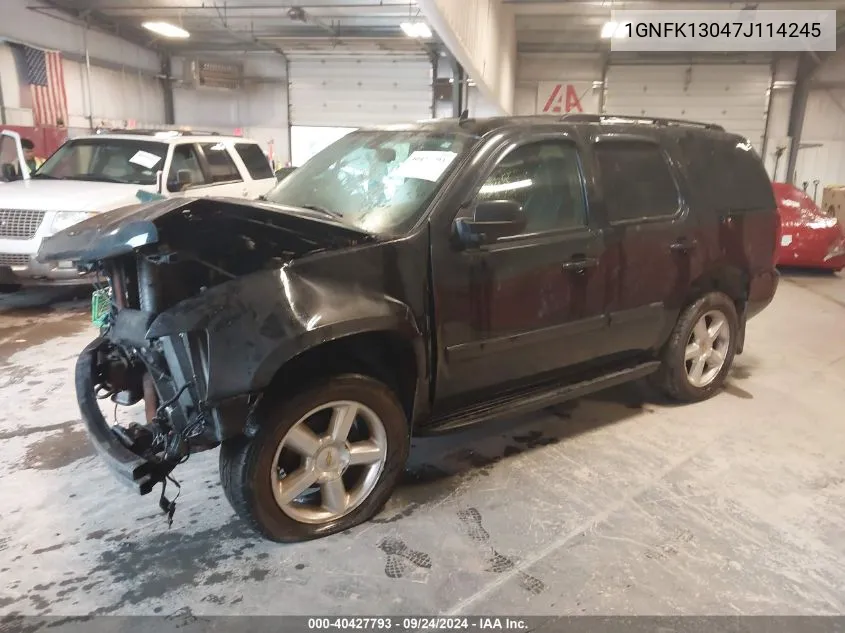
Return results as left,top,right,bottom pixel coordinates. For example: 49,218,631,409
39,114,779,542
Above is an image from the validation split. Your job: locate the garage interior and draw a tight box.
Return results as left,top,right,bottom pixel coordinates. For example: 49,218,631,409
2,0,845,621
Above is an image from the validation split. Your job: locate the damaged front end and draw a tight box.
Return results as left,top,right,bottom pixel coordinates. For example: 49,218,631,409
39,197,374,517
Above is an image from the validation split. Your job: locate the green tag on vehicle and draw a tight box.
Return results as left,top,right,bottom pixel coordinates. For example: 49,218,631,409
91,288,111,328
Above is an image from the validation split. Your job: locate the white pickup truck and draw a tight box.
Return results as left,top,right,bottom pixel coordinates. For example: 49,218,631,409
0,129,278,288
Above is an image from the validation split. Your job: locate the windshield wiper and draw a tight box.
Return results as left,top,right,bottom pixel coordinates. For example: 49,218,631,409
299,204,343,219
30,173,57,179
62,174,127,184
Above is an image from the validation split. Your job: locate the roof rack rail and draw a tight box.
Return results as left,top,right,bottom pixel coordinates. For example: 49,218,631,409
94,128,222,136
558,113,724,131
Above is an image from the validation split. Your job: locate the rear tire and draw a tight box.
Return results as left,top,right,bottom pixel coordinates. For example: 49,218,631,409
220,374,409,542
652,292,739,402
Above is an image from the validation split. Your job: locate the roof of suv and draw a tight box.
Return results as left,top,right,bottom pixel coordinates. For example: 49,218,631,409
382,113,746,143
78,130,260,145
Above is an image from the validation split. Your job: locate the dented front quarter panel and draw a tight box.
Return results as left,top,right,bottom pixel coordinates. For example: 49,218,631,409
146,234,431,406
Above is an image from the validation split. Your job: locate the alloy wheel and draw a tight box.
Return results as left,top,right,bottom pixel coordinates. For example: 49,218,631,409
270,400,387,524
684,309,731,388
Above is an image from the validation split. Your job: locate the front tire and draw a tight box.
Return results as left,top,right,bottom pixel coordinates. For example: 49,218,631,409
653,292,739,402
220,374,409,542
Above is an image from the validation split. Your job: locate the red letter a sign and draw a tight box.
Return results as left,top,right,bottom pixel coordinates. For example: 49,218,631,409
542,84,584,114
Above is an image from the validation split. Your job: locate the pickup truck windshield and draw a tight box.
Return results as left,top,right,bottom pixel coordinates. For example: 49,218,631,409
265,129,474,235
35,138,168,185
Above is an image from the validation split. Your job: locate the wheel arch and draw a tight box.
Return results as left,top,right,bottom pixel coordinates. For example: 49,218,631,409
249,324,425,430
683,265,749,313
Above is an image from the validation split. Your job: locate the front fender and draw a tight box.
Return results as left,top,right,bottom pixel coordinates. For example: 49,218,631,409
146,267,423,401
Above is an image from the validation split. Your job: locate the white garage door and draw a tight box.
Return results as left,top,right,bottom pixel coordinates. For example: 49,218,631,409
604,64,772,150
289,55,432,127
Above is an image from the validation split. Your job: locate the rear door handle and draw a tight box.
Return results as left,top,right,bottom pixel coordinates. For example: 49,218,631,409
670,239,697,254
562,256,599,272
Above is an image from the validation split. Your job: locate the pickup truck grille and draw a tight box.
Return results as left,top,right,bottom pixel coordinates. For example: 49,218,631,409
0,209,46,239
0,254,30,267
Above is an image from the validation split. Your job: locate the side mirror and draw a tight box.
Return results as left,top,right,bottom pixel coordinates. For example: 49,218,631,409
453,200,526,247
177,169,193,190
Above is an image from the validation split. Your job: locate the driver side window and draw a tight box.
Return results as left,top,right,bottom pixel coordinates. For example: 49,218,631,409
476,140,587,236
167,144,207,192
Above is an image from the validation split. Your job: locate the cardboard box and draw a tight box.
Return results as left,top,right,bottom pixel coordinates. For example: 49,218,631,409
821,186,845,224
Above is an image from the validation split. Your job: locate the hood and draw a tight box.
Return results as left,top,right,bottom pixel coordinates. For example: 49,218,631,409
37,196,374,264
0,178,151,212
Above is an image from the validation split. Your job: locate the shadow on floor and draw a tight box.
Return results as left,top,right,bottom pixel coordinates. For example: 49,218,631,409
0,286,88,315
390,380,654,509
777,266,841,279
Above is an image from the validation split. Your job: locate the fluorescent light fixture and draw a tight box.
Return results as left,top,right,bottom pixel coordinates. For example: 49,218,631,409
600,21,629,39
400,22,432,38
142,21,190,38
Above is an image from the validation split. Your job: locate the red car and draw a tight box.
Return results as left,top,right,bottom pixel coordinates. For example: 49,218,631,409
773,182,845,271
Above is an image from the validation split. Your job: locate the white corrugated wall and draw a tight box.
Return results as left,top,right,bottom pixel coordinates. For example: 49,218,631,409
0,43,165,129
63,61,165,130
515,55,775,151
0,0,163,128
794,49,845,198
170,55,290,164
514,53,604,116
288,55,432,127
604,64,772,150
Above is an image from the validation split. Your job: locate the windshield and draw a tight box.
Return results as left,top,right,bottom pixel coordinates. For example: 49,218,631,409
36,138,168,185
265,128,475,235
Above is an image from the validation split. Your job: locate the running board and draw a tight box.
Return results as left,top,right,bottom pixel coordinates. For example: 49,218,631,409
425,361,661,434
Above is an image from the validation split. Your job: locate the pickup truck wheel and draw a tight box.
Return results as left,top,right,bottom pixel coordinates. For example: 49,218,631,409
653,292,738,402
219,374,409,542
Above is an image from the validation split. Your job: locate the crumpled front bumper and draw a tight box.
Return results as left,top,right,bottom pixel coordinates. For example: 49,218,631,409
75,337,164,495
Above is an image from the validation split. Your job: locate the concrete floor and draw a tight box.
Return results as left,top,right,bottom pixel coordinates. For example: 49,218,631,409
1,271,844,618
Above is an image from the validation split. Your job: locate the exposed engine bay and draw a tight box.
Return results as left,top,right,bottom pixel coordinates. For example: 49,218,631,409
45,197,374,523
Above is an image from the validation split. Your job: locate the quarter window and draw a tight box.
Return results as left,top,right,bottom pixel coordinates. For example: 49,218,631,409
235,143,274,180
476,140,587,235
200,142,242,183
595,142,680,223
678,136,775,212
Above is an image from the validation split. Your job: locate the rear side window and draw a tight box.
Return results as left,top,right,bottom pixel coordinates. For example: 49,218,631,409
199,143,242,183
235,143,274,180
594,142,680,223
679,135,774,212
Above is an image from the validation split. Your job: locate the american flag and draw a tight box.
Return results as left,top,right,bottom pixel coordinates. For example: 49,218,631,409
10,43,68,127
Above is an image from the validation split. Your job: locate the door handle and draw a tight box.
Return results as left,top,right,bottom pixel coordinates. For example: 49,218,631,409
670,239,697,254
561,256,598,272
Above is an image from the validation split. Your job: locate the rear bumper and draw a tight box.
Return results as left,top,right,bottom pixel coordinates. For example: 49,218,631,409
75,337,163,495
747,268,779,320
